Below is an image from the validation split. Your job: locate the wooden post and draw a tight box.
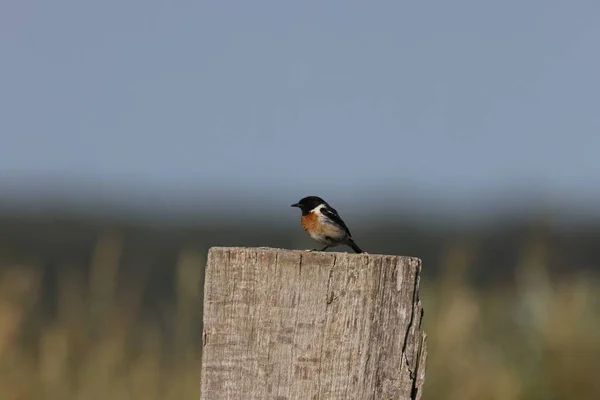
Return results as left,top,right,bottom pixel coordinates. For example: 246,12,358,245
200,247,427,400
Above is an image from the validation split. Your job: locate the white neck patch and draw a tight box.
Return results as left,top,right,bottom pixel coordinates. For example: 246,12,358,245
310,204,325,214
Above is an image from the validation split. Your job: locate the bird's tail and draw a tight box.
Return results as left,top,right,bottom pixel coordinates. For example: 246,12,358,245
348,238,364,254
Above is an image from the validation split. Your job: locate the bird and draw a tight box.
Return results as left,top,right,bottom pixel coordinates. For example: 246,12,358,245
291,196,364,254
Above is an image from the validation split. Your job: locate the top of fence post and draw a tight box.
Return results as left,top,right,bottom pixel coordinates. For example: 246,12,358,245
200,247,427,400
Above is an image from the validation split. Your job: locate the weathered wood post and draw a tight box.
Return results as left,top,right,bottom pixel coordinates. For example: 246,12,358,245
200,247,427,400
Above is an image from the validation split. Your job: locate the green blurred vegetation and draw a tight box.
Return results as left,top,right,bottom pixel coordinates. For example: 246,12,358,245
0,211,599,399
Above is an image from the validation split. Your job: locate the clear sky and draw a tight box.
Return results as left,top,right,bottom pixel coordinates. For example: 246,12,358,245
2,1,599,217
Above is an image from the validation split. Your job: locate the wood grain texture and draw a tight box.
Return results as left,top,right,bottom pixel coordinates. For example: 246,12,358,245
201,247,427,400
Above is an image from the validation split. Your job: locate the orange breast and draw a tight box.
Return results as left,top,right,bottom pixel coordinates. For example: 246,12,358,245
301,211,320,232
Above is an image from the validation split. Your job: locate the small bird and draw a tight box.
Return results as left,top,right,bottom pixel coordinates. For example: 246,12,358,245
291,196,364,254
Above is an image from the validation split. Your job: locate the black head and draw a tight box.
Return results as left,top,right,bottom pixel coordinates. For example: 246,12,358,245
291,196,326,215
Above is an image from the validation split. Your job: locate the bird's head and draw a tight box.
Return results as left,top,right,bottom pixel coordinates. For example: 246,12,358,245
291,196,326,215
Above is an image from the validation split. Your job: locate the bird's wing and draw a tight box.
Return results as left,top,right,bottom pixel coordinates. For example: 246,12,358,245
321,205,352,237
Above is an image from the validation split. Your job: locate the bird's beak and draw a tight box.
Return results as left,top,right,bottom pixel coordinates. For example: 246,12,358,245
290,203,300,208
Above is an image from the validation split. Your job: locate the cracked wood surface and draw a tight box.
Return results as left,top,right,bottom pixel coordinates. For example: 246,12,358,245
200,247,427,400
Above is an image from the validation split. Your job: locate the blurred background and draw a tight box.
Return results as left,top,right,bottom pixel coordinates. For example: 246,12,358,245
2,1,600,399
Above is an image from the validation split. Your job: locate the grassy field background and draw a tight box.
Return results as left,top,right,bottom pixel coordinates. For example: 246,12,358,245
0,212,599,400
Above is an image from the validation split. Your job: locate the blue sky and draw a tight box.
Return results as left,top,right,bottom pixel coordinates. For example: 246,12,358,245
1,1,599,217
